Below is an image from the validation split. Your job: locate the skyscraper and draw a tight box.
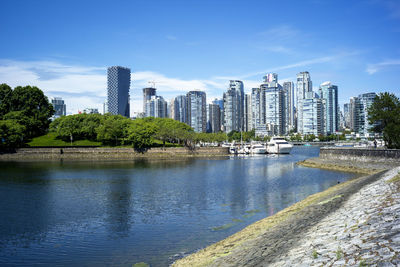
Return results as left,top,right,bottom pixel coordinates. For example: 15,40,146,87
283,81,295,133
172,95,188,123
343,103,350,128
187,91,207,132
51,97,66,118
143,87,156,114
208,103,221,133
302,91,323,136
319,81,339,135
350,92,377,136
296,71,313,134
107,66,131,117
261,73,285,136
251,87,263,130
223,80,244,133
145,95,167,118
244,94,252,132
212,98,224,131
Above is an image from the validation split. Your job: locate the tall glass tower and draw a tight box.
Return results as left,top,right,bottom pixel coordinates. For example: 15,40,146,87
296,71,313,134
319,81,339,135
223,80,244,133
107,66,131,117
283,82,295,132
261,73,285,136
143,87,156,114
187,91,207,132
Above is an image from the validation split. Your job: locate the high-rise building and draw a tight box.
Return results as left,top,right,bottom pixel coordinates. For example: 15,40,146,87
244,94,252,132
142,87,156,114
261,73,286,136
145,95,167,118
107,66,131,117
223,80,244,133
343,103,350,129
223,88,239,133
349,92,377,136
296,71,312,134
187,91,207,132
319,81,339,135
302,92,323,136
283,81,295,133
212,98,224,131
103,100,108,114
51,97,66,118
208,103,221,133
251,87,263,130
172,95,188,123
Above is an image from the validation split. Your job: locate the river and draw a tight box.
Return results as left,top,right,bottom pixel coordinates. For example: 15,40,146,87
0,147,359,266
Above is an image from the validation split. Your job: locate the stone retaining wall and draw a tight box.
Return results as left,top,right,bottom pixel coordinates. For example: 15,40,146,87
320,147,400,162
0,147,229,160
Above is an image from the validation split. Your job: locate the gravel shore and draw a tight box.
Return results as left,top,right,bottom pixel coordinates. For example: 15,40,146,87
173,159,400,266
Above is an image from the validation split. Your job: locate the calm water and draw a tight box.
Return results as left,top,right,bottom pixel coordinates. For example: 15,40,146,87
0,147,358,266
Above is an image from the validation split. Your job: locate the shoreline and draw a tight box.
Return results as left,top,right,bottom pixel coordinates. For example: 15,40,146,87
173,155,400,266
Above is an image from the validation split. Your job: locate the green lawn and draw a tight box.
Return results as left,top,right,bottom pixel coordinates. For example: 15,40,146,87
27,132,101,147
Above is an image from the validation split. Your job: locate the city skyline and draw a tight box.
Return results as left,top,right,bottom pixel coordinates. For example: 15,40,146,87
0,0,399,114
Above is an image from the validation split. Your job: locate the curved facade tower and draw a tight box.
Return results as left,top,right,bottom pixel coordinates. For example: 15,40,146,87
107,66,131,117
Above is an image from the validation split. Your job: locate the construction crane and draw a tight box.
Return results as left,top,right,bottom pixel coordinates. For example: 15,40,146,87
148,81,157,88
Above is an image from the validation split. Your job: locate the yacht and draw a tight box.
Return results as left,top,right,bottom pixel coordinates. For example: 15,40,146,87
266,137,293,154
250,142,267,154
229,146,238,154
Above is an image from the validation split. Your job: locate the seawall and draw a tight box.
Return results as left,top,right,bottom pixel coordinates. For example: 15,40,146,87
0,147,230,161
298,147,400,173
319,147,400,162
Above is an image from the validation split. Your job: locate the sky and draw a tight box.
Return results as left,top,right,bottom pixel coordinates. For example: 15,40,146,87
0,0,399,115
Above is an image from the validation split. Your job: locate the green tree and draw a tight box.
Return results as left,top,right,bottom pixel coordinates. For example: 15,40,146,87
52,115,83,142
10,86,54,137
81,113,104,140
127,118,157,151
368,92,400,148
96,115,130,145
0,84,12,117
0,120,26,150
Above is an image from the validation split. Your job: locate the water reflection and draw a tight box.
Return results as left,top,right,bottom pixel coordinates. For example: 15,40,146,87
106,176,132,238
0,147,359,266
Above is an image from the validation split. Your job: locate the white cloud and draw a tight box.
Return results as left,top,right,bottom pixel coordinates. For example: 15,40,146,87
0,54,357,115
366,59,400,74
0,60,106,115
0,59,231,114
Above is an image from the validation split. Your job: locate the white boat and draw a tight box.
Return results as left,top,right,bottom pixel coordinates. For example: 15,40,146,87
266,137,293,154
237,146,248,154
250,143,267,154
229,145,238,154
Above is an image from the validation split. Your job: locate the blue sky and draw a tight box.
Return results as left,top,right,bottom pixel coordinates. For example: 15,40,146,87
0,0,399,114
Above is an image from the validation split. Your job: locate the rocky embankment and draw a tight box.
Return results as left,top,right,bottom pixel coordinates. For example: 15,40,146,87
173,153,400,266
0,147,229,161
